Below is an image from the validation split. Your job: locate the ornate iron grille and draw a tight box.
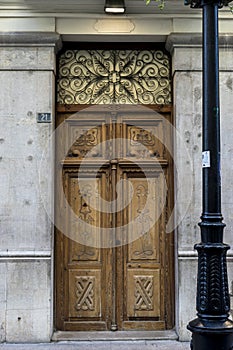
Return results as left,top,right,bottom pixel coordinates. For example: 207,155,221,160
57,49,171,105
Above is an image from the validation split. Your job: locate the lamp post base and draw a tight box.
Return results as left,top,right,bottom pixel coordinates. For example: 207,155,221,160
188,318,233,350
187,241,233,349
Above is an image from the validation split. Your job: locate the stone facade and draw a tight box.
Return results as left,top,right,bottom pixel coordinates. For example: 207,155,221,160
0,9,233,344
0,33,60,342
166,33,233,340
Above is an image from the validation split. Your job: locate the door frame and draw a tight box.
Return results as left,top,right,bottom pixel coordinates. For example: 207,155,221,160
53,40,175,339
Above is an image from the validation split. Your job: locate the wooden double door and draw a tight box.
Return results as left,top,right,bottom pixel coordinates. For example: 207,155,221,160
55,105,174,332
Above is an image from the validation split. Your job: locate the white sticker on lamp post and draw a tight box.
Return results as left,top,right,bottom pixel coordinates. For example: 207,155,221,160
202,150,211,168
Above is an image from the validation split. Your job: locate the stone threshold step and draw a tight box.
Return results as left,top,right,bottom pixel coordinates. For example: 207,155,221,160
52,330,178,342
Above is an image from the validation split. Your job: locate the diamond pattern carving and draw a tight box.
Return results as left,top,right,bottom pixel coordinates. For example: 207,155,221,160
76,276,95,311
134,276,154,311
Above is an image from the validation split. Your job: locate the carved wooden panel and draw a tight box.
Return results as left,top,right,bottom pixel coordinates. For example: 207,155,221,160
69,176,100,262
69,270,101,318
117,114,167,161
126,177,160,261
67,125,101,158
66,117,107,159
127,270,160,318
127,123,163,158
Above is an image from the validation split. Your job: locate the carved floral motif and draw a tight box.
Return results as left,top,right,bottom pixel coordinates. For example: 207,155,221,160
128,126,161,158
69,128,100,158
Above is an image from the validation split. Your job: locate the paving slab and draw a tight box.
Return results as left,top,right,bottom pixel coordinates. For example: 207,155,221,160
0,341,190,350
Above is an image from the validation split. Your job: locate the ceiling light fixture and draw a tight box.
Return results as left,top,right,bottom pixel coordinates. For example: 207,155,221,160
104,0,126,14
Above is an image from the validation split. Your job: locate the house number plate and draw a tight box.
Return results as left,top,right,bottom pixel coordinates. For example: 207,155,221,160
37,113,52,123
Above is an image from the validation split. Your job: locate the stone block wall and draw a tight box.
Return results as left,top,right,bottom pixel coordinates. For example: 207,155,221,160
0,33,61,342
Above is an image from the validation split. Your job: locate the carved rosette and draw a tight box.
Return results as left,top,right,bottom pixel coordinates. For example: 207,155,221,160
195,243,230,317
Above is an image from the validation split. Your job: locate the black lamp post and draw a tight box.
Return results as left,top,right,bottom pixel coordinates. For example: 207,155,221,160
184,0,233,349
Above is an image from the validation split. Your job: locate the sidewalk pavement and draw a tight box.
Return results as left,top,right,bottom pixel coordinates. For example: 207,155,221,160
0,341,190,350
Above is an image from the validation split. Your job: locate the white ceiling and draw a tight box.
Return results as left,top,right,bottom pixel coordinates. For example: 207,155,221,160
0,0,200,15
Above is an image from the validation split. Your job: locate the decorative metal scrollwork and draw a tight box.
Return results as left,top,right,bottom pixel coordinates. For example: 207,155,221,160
57,49,171,105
